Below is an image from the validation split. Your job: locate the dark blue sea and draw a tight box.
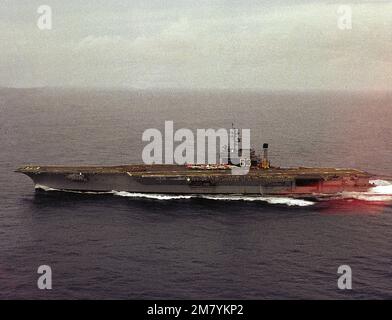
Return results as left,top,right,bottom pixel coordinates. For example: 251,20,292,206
1,88,391,299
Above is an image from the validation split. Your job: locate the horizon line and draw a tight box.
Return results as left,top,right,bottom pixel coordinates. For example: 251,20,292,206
1,86,392,93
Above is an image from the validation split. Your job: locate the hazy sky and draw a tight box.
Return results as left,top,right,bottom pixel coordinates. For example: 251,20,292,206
1,0,391,90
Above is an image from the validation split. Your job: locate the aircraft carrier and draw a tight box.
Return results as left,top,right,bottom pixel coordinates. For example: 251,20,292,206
16,143,373,196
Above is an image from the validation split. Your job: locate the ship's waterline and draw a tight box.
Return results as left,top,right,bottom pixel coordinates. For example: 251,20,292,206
17,164,373,196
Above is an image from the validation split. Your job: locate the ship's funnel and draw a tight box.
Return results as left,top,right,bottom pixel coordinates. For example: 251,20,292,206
261,143,270,169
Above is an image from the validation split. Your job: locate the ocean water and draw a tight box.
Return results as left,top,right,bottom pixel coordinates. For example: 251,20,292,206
0,88,391,299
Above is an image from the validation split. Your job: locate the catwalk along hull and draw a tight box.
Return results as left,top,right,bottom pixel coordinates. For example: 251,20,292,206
16,165,373,195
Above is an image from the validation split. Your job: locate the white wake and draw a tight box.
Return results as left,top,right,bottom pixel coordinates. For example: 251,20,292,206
112,191,315,206
35,184,59,192
112,191,193,200
341,180,392,202
35,180,392,205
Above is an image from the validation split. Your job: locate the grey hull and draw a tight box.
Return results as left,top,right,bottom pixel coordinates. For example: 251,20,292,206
20,169,371,195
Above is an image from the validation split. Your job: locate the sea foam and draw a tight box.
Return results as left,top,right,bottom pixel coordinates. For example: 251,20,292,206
341,180,392,202
112,191,315,206
35,180,392,205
